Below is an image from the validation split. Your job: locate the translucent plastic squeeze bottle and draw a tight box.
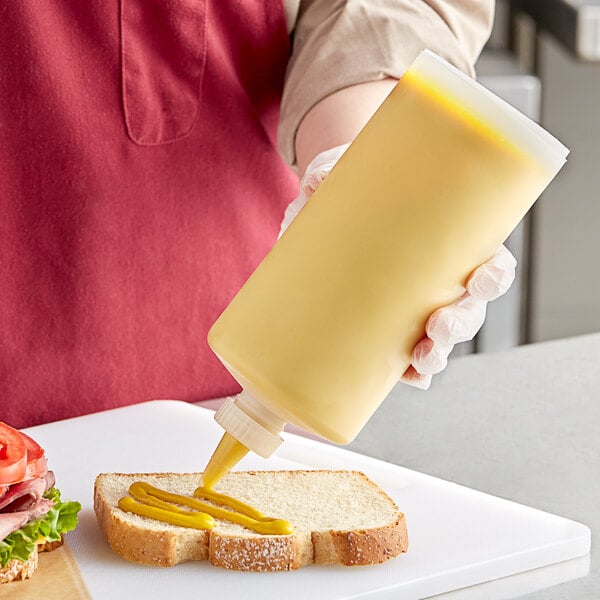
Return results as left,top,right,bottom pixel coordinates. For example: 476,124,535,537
201,49,568,488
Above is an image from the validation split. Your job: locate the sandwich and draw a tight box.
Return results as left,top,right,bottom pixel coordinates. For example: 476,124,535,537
95,470,408,571
0,422,81,584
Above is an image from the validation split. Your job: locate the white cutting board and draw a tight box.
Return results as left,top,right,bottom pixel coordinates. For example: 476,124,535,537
24,400,590,599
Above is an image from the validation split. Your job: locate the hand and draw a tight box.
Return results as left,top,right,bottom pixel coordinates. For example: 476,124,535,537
279,144,350,238
401,244,517,389
279,147,518,390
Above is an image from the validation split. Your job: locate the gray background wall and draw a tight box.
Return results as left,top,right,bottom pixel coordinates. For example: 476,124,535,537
475,2,600,348
529,33,600,342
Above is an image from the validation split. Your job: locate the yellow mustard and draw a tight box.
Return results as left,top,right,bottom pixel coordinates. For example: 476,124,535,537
118,481,293,535
201,432,249,490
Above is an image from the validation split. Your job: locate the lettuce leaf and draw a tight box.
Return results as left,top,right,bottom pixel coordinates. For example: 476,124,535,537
0,487,81,568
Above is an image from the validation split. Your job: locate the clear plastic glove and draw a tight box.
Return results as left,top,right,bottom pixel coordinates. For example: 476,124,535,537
401,244,517,389
279,146,517,390
278,144,350,238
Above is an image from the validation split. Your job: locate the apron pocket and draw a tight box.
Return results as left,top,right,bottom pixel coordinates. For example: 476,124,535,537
120,0,207,145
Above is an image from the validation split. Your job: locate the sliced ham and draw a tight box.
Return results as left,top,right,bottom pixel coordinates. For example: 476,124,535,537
44,470,55,491
0,498,53,541
0,478,46,513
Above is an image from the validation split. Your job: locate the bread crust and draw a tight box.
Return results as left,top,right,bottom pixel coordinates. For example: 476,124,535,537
0,545,39,584
209,532,301,571
38,536,64,553
94,478,209,566
323,517,409,565
94,471,409,572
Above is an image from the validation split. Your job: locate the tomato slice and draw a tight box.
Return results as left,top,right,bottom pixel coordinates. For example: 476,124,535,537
20,431,48,480
0,422,27,485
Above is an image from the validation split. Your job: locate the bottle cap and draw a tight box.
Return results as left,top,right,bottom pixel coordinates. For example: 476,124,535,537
214,393,285,458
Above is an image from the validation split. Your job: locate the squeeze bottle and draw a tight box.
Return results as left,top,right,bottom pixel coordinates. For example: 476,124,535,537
201,50,568,488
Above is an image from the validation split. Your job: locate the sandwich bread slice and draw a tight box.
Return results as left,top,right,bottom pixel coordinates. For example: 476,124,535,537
95,470,408,571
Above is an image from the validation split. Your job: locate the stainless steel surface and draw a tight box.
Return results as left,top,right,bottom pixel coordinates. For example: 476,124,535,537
518,0,600,60
347,333,600,598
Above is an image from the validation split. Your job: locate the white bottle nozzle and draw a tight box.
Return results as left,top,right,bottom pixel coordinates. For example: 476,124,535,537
214,390,286,458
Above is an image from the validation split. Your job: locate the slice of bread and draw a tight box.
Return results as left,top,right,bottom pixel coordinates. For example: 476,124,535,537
0,533,65,584
0,546,39,584
94,470,408,572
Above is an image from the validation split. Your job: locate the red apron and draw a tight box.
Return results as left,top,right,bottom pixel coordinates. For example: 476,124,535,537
0,1,298,428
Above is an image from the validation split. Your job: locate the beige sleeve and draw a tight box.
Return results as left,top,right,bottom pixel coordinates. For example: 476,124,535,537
279,0,495,166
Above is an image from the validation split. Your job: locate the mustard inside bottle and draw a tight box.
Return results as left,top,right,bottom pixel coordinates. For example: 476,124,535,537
206,51,567,447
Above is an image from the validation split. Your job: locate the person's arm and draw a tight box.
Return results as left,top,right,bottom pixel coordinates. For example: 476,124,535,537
281,0,495,171
295,78,397,177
